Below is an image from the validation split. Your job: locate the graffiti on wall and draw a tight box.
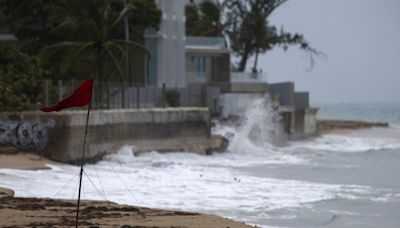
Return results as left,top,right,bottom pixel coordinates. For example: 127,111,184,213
0,119,55,150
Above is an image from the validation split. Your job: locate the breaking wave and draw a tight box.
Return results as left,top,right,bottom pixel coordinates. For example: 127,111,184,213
1,100,400,227
287,128,400,153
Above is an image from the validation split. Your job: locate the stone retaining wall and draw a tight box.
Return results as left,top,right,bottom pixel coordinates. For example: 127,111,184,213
317,120,389,133
0,108,223,164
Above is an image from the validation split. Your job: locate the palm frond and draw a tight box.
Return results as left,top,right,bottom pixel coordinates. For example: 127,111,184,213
104,42,126,59
39,42,87,64
113,39,150,56
60,42,95,73
109,5,132,31
104,46,125,81
39,41,94,72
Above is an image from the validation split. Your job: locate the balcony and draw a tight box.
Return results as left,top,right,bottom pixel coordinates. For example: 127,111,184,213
186,71,207,84
185,36,225,49
230,72,268,83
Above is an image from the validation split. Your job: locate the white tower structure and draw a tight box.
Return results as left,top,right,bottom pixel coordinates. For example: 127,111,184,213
145,0,186,87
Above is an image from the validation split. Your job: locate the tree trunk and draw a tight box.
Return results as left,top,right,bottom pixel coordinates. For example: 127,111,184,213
238,51,249,72
238,43,251,72
252,47,259,73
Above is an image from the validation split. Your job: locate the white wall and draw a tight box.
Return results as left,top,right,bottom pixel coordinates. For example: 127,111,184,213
304,108,319,135
154,0,186,87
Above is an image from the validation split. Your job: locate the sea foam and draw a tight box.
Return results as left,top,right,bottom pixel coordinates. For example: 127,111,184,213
1,100,400,228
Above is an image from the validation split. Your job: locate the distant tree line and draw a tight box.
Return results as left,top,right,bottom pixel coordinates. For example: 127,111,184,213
185,0,322,73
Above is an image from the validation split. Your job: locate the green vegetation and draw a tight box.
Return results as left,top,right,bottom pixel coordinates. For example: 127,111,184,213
39,0,153,104
0,0,161,109
0,0,161,80
185,1,226,37
186,0,321,72
0,0,68,55
0,41,46,111
166,90,181,107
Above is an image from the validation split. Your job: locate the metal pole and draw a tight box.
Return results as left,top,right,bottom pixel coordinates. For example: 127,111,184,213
75,84,93,228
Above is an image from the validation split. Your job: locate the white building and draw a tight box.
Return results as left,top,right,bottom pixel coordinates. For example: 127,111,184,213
145,0,186,87
145,0,228,88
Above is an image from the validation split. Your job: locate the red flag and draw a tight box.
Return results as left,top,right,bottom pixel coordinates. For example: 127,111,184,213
41,80,93,112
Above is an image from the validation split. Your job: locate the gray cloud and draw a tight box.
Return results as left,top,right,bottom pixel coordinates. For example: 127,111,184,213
258,0,400,103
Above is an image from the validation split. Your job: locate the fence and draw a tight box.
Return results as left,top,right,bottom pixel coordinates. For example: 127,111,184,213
230,72,268,83
42,80,221,114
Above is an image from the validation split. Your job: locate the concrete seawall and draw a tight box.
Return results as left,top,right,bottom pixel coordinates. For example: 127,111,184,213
0,108,225,164
317,119,389,134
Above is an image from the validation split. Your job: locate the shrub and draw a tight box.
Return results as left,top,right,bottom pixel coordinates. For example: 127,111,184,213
165,89,180,107
0,41,47,111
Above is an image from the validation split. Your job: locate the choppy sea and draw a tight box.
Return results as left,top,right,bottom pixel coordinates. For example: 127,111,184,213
1,101,400,228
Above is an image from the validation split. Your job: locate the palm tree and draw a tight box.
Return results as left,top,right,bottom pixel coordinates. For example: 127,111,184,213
249,13,285,73
197,1,225,37
185,0,228,38
40,0,149,107
225,0,321,72
249,10,268,73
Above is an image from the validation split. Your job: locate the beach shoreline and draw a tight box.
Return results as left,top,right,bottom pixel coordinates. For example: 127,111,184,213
0,152,254,227
0,192,253,227
0,119,393,227
0,150,59,170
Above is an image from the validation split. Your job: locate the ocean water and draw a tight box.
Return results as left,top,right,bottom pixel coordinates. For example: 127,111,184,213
317,103,400,127
1,101,400,227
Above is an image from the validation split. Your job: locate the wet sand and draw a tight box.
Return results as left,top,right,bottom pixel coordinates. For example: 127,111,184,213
0,195,252,227
0,151,58,170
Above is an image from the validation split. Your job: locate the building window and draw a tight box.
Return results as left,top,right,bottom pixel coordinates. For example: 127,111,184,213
196,56,205,79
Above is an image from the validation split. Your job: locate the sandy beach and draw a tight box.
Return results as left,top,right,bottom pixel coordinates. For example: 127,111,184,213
0,150,58,170
0,194,252,227
0,150,253,228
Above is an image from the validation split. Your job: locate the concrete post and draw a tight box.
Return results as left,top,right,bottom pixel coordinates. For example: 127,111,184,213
162,83,166,108
203,85,209,107
107,81,111,109
136,85,140,109
121,84,126,109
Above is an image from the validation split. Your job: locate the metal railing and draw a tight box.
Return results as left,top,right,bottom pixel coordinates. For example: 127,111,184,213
185,36,226,49
40,80,213,110
186,71,207,84
230,72,268,83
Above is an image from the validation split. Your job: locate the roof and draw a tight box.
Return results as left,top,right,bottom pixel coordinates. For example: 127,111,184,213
185,45,230,54
185,36,229,54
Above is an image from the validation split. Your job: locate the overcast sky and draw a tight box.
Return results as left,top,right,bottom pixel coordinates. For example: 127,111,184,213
257,0,400,103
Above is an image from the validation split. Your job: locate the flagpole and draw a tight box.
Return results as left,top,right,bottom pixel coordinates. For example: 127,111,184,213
75,84,93,228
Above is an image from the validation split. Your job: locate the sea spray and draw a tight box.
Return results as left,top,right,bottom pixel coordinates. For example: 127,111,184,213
213,95,287,153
